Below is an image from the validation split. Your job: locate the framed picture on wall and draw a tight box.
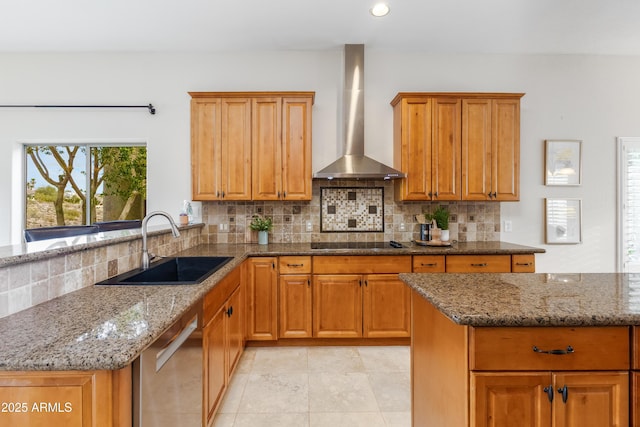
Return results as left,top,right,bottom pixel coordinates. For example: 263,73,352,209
544,140,582,186
545,198,582,244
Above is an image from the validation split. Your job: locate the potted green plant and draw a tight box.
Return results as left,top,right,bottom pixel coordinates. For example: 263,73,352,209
431,206,450,242
249,215,273,245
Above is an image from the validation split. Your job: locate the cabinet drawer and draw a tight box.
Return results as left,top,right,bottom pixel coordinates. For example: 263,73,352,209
470,326,630,371
312,256,411,274
279,256,312,274
446,255,511,272
204,267,240,325
511,254,535,272
412,255,446,273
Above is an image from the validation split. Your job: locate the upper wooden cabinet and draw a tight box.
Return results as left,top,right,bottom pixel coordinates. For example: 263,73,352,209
191,97,252,200
392,96,461,201
190,92,314,201
391,92,523,202
462,97,521,201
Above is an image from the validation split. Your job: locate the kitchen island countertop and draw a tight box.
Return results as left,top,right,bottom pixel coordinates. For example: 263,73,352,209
400,272,640,327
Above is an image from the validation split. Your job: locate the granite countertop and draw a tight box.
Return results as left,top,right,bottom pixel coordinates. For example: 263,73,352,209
0,241,543,372
401,272,640,327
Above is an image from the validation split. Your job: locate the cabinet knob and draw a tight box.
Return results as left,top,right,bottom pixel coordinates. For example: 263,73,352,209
226,306,233,317
221,191,225,198
307,279,311,287
543,386,554,402
557,385,568,403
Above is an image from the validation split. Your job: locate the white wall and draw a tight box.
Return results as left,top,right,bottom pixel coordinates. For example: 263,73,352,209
2,50,639,272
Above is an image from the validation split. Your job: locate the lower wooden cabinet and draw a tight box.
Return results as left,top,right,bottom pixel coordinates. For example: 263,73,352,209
412,290,631,427
203,266,243,426
312,273,411,338
246,257,278,340
471,371,629,427
0,368,131,427
363,274,411,338
279,274,312,338
313,274,363,338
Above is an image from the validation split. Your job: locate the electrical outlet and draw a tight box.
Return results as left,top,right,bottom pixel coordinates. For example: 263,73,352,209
399,223,406,232
306,221,313,232
504,220,512,232
219,223,228,232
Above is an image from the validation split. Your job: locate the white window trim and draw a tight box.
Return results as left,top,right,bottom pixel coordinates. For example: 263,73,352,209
617,136,640,272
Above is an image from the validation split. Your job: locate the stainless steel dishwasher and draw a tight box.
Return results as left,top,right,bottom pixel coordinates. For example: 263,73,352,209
133,303,203,427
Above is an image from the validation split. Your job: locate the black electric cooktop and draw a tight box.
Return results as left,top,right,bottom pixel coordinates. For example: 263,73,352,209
310,241,404,250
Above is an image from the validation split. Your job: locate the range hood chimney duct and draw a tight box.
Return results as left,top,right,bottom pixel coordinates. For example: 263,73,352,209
313,44,406,180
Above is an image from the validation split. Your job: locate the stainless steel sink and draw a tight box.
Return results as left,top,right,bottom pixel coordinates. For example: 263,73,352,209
96,256,233,285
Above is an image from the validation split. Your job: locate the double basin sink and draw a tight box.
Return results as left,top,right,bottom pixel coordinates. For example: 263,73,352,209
96,256,234,285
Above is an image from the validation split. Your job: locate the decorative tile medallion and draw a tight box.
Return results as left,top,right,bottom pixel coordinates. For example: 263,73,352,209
320,187,384,232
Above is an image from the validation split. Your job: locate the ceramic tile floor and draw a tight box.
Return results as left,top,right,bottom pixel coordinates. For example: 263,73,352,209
212,345,411,427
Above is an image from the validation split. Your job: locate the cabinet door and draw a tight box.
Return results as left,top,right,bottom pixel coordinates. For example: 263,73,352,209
252,97,282,200
191,98,222,200
491,98,520,201
313,274,362,338
553,371,628,427
363,274,411,338
394,97,432,200
220,98,252,200
633,372,639,427
471,372,551,427
0,370,117,427
203,306,226,425
461,98,492,201
226,286,244,376
281,97,312,200
279,274,312,338
246,257,278,340
432,98,461,200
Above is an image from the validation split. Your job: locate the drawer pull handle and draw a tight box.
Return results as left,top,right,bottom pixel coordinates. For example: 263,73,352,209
515,262,532,266
557,385,568,403
532,345,574,355
543,386,554,402
471,263,488,267
421,263,438,267
287,263,304,267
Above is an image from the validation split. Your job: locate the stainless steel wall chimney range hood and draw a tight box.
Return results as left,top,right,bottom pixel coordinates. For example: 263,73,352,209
313,44,406,180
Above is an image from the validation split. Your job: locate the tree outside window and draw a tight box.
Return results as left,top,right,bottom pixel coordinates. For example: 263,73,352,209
25,144,147,229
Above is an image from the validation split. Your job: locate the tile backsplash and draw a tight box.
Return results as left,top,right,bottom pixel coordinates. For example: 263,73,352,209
203,180,502,244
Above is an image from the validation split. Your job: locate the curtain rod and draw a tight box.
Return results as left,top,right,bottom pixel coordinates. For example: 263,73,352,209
0,104,156,115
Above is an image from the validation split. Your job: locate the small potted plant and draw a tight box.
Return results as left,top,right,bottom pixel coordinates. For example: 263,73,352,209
431,206,450,242
249,215,273,245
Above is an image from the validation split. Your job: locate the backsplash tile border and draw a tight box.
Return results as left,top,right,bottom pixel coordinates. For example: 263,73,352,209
203,180,502,244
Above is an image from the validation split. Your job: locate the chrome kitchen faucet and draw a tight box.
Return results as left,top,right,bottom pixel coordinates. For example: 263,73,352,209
141,211,180,269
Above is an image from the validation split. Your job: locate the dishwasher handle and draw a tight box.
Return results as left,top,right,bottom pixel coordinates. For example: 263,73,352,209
156,315,198,372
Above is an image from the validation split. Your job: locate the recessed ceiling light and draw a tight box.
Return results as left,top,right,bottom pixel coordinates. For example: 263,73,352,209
370,3,390,17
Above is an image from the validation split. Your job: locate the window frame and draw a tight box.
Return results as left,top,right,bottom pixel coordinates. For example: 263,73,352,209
22,138,147,234
617,136,640,272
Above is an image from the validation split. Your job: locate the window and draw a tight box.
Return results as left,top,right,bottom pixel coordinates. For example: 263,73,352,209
25,143,147,229
618,137,640,272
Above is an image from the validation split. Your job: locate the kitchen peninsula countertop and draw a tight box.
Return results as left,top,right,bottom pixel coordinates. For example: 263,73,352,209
400,272,640,327
0,241,543,372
